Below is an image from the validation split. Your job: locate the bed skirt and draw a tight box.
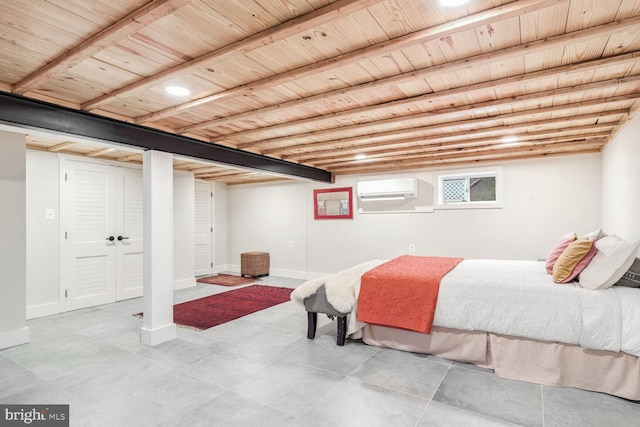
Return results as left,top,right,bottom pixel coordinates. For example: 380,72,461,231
362,325,640,401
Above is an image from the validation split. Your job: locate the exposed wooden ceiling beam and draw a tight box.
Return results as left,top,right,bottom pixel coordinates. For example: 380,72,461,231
182,53,639,140
303,129,615,169
237,75,640,150
329,142,604,175
48,141,76,152
12,0,192,95
26,144,45,152
289,123,617,162
134,0,563,124
392,139,607,163
221,58,640,147
184,33,640,137
188,166,225,174
282,118,627,164
259,97,636,155
81,0,386,111
195,171,259,179
116,153,143,162
318,137,608,169
172,164,198,171
308,132,612,166
274,110,626,160
224,177,290,185
86,147,116,157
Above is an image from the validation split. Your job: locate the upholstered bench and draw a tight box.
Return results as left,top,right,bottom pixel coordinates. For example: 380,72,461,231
241,251,270,277
291,261,381,346
303,285,349,346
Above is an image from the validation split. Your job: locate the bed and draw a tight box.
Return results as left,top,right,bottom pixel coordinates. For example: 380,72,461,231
291,235,640,400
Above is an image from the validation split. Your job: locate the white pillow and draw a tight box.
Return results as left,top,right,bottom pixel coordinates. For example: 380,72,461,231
584,229,607,241
579,236,640,290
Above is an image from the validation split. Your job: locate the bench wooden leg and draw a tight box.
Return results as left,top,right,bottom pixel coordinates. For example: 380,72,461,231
337,316,347,346
307,312,317,339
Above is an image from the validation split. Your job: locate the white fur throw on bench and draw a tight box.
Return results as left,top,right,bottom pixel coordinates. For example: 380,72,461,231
291,260,383,314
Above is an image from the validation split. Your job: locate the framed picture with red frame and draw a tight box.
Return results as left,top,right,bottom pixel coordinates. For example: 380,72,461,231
313,187,353,219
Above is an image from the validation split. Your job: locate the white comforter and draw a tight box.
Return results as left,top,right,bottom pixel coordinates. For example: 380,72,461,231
354,259,640,357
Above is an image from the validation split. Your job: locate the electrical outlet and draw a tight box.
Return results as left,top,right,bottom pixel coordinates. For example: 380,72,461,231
289,240,295,248
409,244,415,253
45,208,55,220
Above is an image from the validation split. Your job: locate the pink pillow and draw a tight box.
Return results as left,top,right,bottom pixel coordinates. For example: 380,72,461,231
545,232,577,274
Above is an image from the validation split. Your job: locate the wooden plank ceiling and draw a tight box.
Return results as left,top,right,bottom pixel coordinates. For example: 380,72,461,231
2,0,640,184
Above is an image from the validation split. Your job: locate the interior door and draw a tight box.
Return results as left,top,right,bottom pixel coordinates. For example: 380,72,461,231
65,160,116,310
194,181,213,277
115,167,144,300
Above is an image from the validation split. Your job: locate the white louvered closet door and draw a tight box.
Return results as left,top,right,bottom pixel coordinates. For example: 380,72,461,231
194,181,213,277
65,161,117,310
115,167,144,300
65,160,143,311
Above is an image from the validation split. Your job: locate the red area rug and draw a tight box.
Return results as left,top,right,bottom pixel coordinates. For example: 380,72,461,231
137,285,293,330
196,274,258,286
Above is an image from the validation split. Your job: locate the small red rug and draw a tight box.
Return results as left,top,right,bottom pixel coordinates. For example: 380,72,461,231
136,285,293,330
196,274,258,286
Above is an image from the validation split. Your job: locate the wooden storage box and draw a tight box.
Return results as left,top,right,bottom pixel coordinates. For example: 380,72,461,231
241,251,270,277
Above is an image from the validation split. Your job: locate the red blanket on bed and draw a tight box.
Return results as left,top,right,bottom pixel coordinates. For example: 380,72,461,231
357,255,463,334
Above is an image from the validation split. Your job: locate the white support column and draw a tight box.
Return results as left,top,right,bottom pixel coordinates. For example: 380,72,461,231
141,150,176,346
0,130,29,349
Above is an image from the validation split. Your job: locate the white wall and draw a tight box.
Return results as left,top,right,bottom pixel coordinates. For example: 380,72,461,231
602,113,640,241
26,150,60,316
173,170,196,290
227,153,603,277
0,130,29,349
229,180,309,277
213,182,229,271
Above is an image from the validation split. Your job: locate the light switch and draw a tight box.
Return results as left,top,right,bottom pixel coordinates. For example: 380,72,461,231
45,208,55,220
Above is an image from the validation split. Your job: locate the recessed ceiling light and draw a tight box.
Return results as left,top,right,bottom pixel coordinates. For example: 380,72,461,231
502,136,518,144
355,153,367,161
438,0,472,7
165,86,190,96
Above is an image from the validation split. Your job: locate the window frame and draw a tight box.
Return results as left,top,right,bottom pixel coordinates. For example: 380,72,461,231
435,166,503,210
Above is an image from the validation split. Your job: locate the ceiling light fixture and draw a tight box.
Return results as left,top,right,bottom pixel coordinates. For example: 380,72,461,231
165,86,190,96
438,0,472,7
502,136,518,144
355,153,367,161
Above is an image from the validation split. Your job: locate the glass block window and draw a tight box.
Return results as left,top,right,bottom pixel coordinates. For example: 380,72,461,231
442,178,467,203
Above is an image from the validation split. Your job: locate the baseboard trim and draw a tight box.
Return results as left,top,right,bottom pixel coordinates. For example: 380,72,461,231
227,264,324,281
269,268,321,280
26,301,63,320
140,323,176,346
0,326,30,350
173,277,196,291
213,264,230,274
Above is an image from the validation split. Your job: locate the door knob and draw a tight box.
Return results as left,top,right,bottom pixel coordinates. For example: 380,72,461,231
106,236,115,241
117,236,129,241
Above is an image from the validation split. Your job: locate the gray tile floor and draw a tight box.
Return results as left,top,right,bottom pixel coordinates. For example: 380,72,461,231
2,276,640,426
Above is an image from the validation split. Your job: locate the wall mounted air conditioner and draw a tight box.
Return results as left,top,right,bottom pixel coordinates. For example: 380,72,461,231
357,178,418,201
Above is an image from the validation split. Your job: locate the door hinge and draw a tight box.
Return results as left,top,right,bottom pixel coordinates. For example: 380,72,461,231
65,173,68,181
65,290,68,298
210,227,213,232
211,262,213,267
210,191,213,198
65,231,67,239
